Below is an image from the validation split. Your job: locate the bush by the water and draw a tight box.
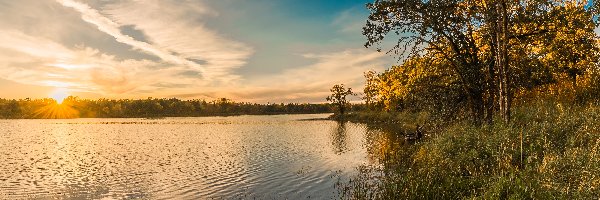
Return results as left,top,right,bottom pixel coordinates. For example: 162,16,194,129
339,101,600,199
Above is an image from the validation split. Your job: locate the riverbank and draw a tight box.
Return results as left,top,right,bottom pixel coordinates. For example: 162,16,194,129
328,109,453,136
338,101,600,199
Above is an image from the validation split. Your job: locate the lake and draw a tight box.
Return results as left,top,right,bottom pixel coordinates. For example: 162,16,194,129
0,114,402,199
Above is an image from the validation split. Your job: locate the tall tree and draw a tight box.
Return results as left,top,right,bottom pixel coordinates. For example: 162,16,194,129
326,84,355,115
491,0,511,123
363,0,599,124
365,0,489,124
363,70,379,109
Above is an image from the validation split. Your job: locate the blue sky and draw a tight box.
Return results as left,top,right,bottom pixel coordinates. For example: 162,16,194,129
0,0,392,102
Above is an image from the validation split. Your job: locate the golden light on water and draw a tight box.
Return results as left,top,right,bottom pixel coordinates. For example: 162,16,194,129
50,88,69,104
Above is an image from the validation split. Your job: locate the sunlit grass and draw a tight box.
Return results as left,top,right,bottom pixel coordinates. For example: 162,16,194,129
339,101,600,199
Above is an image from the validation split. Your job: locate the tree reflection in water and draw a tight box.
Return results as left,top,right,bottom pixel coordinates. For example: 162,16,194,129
329,121,414,164
361,123,416,166
330,121,349,154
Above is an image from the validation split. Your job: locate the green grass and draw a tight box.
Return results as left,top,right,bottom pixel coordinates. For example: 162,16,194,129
339,101,600,199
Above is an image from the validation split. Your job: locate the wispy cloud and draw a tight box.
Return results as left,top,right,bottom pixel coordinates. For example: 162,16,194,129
56,0,202,72
162,48,391,103
104,0,254,83
0,29,192,95
332,7,368,34
0,0,393,102
57,0,254,83
0,30,74,84
232,49,391,102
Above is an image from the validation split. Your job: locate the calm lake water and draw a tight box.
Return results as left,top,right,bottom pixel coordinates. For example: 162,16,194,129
0,114,401,199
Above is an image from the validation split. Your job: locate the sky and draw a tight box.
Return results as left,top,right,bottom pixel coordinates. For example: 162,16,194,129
0,0,394,103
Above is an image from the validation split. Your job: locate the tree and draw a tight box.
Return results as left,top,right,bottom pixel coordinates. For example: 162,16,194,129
364,0,490,124
363,0,599,124
326,84,355,115
0,97,335,119
363,70,379,109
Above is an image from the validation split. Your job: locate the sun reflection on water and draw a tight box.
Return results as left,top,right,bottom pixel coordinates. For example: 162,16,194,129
0,114,411,199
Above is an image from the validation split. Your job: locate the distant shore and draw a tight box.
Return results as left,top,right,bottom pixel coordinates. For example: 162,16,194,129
0,97,346,119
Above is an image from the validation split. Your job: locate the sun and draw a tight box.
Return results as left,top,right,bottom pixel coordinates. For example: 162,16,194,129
50,88,69,104
35,88,78,119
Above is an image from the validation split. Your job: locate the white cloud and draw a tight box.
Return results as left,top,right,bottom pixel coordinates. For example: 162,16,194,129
56,0,201,71
0,29,197,96
0,1,392,102
0,26,390,101
0,0,254,98
57,0,253,84
160,48,392,103
234,49,391,102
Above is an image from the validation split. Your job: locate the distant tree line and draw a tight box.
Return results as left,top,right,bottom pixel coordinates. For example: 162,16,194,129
0,97,348,119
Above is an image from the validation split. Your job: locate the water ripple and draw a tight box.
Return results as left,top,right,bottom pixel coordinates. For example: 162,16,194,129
0,114,379,199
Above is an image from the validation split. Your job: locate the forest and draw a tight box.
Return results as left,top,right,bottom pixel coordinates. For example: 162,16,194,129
352,0,600,124
335,0,600,199
0,97,334,119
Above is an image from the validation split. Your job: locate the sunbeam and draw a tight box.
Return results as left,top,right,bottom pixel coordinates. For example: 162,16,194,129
32,98,79,119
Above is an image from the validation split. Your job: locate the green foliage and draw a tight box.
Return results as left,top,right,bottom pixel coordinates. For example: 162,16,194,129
363,0,600,124
363,70,379,109
327,84,356,115
340,102,600,199
0,97,334,119
373,57,466,120
345,1,600,198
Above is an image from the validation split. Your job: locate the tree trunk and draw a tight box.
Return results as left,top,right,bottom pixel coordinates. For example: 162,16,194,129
501,0,511,123
472,89,485,126
496,0,511,123
486,29,497,125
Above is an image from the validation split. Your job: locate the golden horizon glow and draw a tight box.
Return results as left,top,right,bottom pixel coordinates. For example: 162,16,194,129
0,1,392,103
50,88,69,104
33,101,79,119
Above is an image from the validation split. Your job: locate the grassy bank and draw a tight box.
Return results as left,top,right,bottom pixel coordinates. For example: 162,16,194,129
338,101,600,199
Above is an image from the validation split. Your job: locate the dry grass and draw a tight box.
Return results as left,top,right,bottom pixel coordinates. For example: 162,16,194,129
339,101,600,199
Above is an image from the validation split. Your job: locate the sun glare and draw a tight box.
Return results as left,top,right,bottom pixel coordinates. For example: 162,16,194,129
50,88,69,104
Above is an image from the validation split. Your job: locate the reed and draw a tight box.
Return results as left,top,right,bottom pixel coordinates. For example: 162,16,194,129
339,101,600,199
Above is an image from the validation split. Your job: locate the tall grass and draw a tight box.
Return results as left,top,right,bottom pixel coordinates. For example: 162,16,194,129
339,101,600,199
